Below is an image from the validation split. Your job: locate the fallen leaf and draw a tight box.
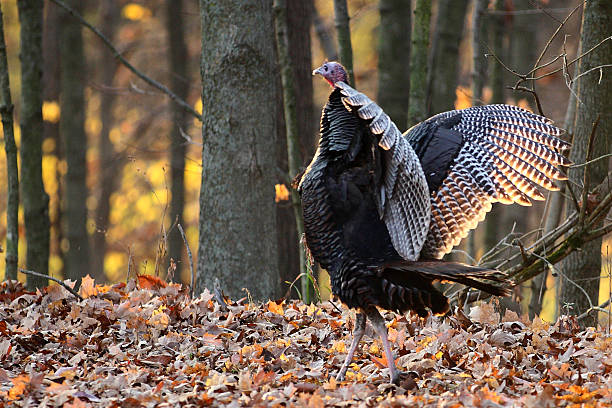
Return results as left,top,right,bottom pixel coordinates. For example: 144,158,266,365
137,274,168,290
79,275,98,298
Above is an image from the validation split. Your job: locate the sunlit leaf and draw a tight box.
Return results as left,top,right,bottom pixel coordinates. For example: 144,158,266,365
8,374,28,400
79,275,98,298
267,300,284,315
275,183,290,202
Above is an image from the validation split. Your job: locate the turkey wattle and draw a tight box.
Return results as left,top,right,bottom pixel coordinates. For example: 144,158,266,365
297,61,570,384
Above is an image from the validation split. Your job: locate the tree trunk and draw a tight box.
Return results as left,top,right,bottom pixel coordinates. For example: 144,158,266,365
0,3,19,281
313,5,338,61
560,0,611,327
377,0,411,128
488,0,505,106
18,0,50,289
42,0,64,282
91,0,120,283
333,0,354,87
483,0,505,255
196,0,280,299
276,0,314,299
470,0,486,106
427,0,468,116
273,0,312,302
288,0,315,161
166,0,190,283
59,0,91,282
508,0,537,109
407,0,431,127
530,39,581,321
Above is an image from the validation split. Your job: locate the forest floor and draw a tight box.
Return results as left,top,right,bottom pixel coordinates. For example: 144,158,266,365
0,277,611,407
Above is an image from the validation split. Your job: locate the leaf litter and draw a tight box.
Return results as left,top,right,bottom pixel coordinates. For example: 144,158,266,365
0,278,611,407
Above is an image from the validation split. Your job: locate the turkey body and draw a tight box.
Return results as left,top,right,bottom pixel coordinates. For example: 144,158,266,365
299,65,569,384
300,88,450,316
299,87,512,316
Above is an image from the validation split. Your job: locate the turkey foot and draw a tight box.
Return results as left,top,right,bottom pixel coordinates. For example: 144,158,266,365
336,311,366,381
365,306,400,385
336,307,400,384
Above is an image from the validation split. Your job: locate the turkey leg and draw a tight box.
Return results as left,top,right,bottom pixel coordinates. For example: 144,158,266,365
365,306,399,384
336,311,366,381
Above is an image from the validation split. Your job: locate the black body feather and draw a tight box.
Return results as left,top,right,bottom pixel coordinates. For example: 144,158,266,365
304,63,568,384
299,88,508,316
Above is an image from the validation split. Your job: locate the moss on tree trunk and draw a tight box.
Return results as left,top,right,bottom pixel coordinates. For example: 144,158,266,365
407,0,431,127
333,0,354,87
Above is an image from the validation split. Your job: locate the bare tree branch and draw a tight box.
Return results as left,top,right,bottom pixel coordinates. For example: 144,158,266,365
48,0,202,122
454,172,612,305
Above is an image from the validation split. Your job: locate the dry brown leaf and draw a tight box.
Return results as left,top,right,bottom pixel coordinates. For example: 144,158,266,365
137,274,168,290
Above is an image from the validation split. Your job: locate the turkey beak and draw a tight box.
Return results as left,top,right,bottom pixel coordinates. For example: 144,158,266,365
312,67,324,76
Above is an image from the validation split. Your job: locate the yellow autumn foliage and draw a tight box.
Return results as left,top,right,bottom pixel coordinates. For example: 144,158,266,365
121,4,152,21
42,100,60,123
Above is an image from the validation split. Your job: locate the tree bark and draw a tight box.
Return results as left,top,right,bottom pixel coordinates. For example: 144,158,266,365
470,0,486,106
560,0,611,327
276,0,314,299
333,0,354,87
197,0,280,299
42,0,64,283
483,0,506,255
91,0,120,283
59,0,91,282
18,0,50,289
273,0,311,302
0,3,18,281
377,0,411,128
166,0,190,282
488,0,505,106
288,0,314,161
407,0,431,127
428,0,468,116
530,39,581,321
313,5,338,61
508,0,537,109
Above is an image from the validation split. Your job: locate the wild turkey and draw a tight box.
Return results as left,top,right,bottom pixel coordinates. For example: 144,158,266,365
297,61,570,384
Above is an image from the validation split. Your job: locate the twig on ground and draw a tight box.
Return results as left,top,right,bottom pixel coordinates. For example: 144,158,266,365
177,224,195,298
19,269,83,301
213,278,229,312
127,247,133,284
